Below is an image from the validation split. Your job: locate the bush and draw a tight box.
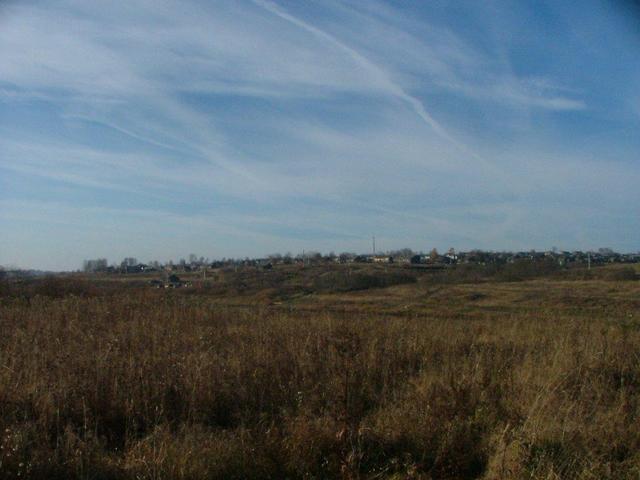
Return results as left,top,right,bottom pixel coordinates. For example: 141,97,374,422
601,267,637,281
496,258,562,282
313,270,417,292
429,259,564,284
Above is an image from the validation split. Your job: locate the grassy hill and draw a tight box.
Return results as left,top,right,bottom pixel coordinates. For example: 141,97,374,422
1,263,639,478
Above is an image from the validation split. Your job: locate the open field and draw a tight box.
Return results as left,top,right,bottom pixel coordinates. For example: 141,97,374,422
1,264,639,479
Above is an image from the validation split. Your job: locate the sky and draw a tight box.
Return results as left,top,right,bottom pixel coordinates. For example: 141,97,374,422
1,0,639,270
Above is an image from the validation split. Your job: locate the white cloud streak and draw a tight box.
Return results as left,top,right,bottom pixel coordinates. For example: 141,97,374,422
0,0,636,269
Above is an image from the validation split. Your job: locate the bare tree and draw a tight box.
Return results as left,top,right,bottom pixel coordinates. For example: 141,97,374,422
83,258,108,272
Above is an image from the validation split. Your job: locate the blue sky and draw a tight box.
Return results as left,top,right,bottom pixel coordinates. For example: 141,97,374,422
1,0,639,270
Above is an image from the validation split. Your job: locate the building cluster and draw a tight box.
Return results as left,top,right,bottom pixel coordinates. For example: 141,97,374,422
406,249,640,267
74,247,640,275
2,247,639,280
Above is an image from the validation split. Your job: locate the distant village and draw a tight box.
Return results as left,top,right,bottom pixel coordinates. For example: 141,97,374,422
2,248,638,280
76,248,640,275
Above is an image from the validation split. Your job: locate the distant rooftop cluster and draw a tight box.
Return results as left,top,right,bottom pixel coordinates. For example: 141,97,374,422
2,248,638,279
69,248,640,275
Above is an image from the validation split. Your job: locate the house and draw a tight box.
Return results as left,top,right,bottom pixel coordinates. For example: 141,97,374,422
124,263,148,274
410,255,426,265
372,255,393,264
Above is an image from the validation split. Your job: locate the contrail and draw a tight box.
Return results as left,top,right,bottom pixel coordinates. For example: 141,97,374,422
252,0,446,135
252,0,509,180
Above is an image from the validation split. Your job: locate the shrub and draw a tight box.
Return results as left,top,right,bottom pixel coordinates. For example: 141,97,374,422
313,270,417,292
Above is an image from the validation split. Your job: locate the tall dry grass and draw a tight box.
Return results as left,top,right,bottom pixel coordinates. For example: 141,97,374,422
0,282,639,479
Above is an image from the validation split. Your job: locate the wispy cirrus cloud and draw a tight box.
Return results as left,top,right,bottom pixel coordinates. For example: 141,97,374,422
0,0,638,269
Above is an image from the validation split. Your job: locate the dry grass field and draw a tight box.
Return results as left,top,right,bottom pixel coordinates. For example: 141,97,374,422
1,263,639,479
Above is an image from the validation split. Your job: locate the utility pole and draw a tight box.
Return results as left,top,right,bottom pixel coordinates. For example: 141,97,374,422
587,252,591,270
372,236,376,255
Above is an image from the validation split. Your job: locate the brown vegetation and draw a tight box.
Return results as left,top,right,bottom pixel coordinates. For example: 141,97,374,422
0,265,639,478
